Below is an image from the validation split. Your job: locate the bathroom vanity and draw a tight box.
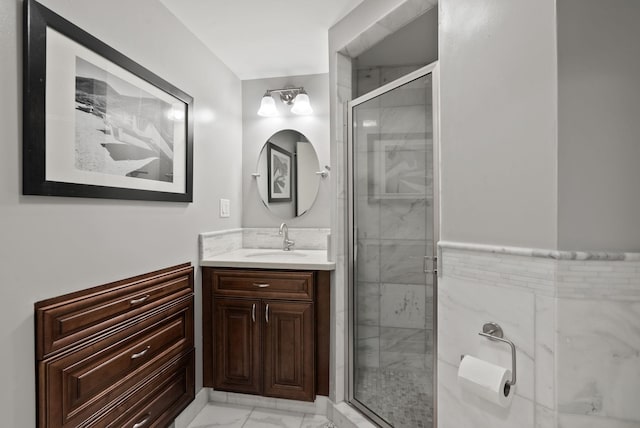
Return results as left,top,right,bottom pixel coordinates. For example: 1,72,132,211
201,249,333,402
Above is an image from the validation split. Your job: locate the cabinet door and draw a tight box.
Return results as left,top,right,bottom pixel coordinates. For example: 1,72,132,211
213,298,261,395
263,301,315,401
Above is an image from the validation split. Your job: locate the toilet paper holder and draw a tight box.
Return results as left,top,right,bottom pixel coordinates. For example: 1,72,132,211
478,322,517,389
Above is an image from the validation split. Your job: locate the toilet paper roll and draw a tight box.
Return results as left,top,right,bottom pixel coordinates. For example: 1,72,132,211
457,355,514,407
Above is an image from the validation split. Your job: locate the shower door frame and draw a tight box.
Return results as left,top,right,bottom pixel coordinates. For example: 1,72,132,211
346,61,440,428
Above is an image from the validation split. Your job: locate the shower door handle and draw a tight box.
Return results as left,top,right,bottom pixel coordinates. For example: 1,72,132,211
424,256,437,274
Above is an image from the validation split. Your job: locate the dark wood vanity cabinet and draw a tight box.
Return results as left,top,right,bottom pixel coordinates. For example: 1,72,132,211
213,297,262,395
35,264,195,428
203,268,330,402
263,300,314,400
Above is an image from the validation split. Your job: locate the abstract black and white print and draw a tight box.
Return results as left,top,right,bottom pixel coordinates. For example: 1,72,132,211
75,57,176,183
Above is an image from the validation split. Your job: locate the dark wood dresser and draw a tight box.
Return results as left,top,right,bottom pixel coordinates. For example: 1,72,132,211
35,263,195,428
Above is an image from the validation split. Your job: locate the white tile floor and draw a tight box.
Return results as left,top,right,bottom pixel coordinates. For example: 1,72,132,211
187,402,334,428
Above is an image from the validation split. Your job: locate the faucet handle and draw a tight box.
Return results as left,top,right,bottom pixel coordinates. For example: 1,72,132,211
284,238,295,251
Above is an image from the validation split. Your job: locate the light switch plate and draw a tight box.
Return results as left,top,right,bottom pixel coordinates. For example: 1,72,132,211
219,199,230,218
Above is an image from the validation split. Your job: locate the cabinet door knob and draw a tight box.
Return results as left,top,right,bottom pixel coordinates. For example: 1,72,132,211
252,303,256,323
265,304,269,323
253,283,270,288
131,346,151,360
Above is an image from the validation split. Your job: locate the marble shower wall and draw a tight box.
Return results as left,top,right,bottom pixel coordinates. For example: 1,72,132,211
353,69,434,374
438,242,640,428
355,65,424,98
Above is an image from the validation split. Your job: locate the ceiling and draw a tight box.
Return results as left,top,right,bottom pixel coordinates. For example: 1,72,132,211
159,0,364,80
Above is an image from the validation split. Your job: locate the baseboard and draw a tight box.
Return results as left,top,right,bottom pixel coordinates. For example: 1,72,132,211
171,388,209,428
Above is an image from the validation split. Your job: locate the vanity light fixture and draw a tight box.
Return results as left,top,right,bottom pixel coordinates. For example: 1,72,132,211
257,87,313,117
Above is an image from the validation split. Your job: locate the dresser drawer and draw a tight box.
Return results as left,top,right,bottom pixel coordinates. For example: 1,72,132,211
38,297,193,428
103,350,195,428
36,264,193,358
212,269,314,300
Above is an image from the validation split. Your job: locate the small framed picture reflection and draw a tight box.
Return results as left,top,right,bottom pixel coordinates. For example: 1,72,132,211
267,142,292,202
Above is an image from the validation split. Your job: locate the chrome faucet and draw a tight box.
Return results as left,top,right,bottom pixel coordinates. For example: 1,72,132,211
279,222,295,251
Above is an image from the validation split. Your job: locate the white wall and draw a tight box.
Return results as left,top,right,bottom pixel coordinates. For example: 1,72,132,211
557,0,640,252
242,74,330,228
439,0,558,249
0,1,242,426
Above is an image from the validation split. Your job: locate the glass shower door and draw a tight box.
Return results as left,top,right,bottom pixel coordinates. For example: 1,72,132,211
348,63,438,428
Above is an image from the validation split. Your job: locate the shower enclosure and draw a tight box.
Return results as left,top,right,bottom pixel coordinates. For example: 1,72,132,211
347,63,439,428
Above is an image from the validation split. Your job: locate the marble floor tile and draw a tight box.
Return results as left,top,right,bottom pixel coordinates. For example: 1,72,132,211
354,366,433,428
187,403,334,428
187,403,252,428
243,408,304,428
301,413,333,428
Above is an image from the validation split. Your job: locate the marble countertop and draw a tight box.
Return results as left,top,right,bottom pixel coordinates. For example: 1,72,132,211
200,248,335,271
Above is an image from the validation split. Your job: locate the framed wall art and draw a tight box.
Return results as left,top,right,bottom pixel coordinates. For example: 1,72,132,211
267,142,293,203
23,0,194,202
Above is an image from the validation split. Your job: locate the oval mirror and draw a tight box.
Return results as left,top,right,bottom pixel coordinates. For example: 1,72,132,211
256,129,320,219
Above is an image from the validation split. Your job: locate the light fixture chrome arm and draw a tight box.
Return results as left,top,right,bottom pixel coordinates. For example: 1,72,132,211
266,87,305,104
258,86,313,116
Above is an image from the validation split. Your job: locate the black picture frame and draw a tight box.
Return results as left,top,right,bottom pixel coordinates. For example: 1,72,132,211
267,142,293,203
23,0,194,202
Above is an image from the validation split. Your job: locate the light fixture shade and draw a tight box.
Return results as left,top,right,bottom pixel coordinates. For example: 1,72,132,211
257,94,278,117
291,92,313,115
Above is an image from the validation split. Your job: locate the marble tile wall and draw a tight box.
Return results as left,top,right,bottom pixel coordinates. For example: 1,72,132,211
242,227,330,250
438,242,640,428
198,227,330,260
353,65,434,377
199,229,243,259
555,259,640,428
331,51,352,404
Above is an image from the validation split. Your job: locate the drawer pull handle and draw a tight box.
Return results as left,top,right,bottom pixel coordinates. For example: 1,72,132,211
265,304,269,323
252,303,256,323
131,346,151,360
129,295,150,305
253,283,270,288
132,414,151,428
